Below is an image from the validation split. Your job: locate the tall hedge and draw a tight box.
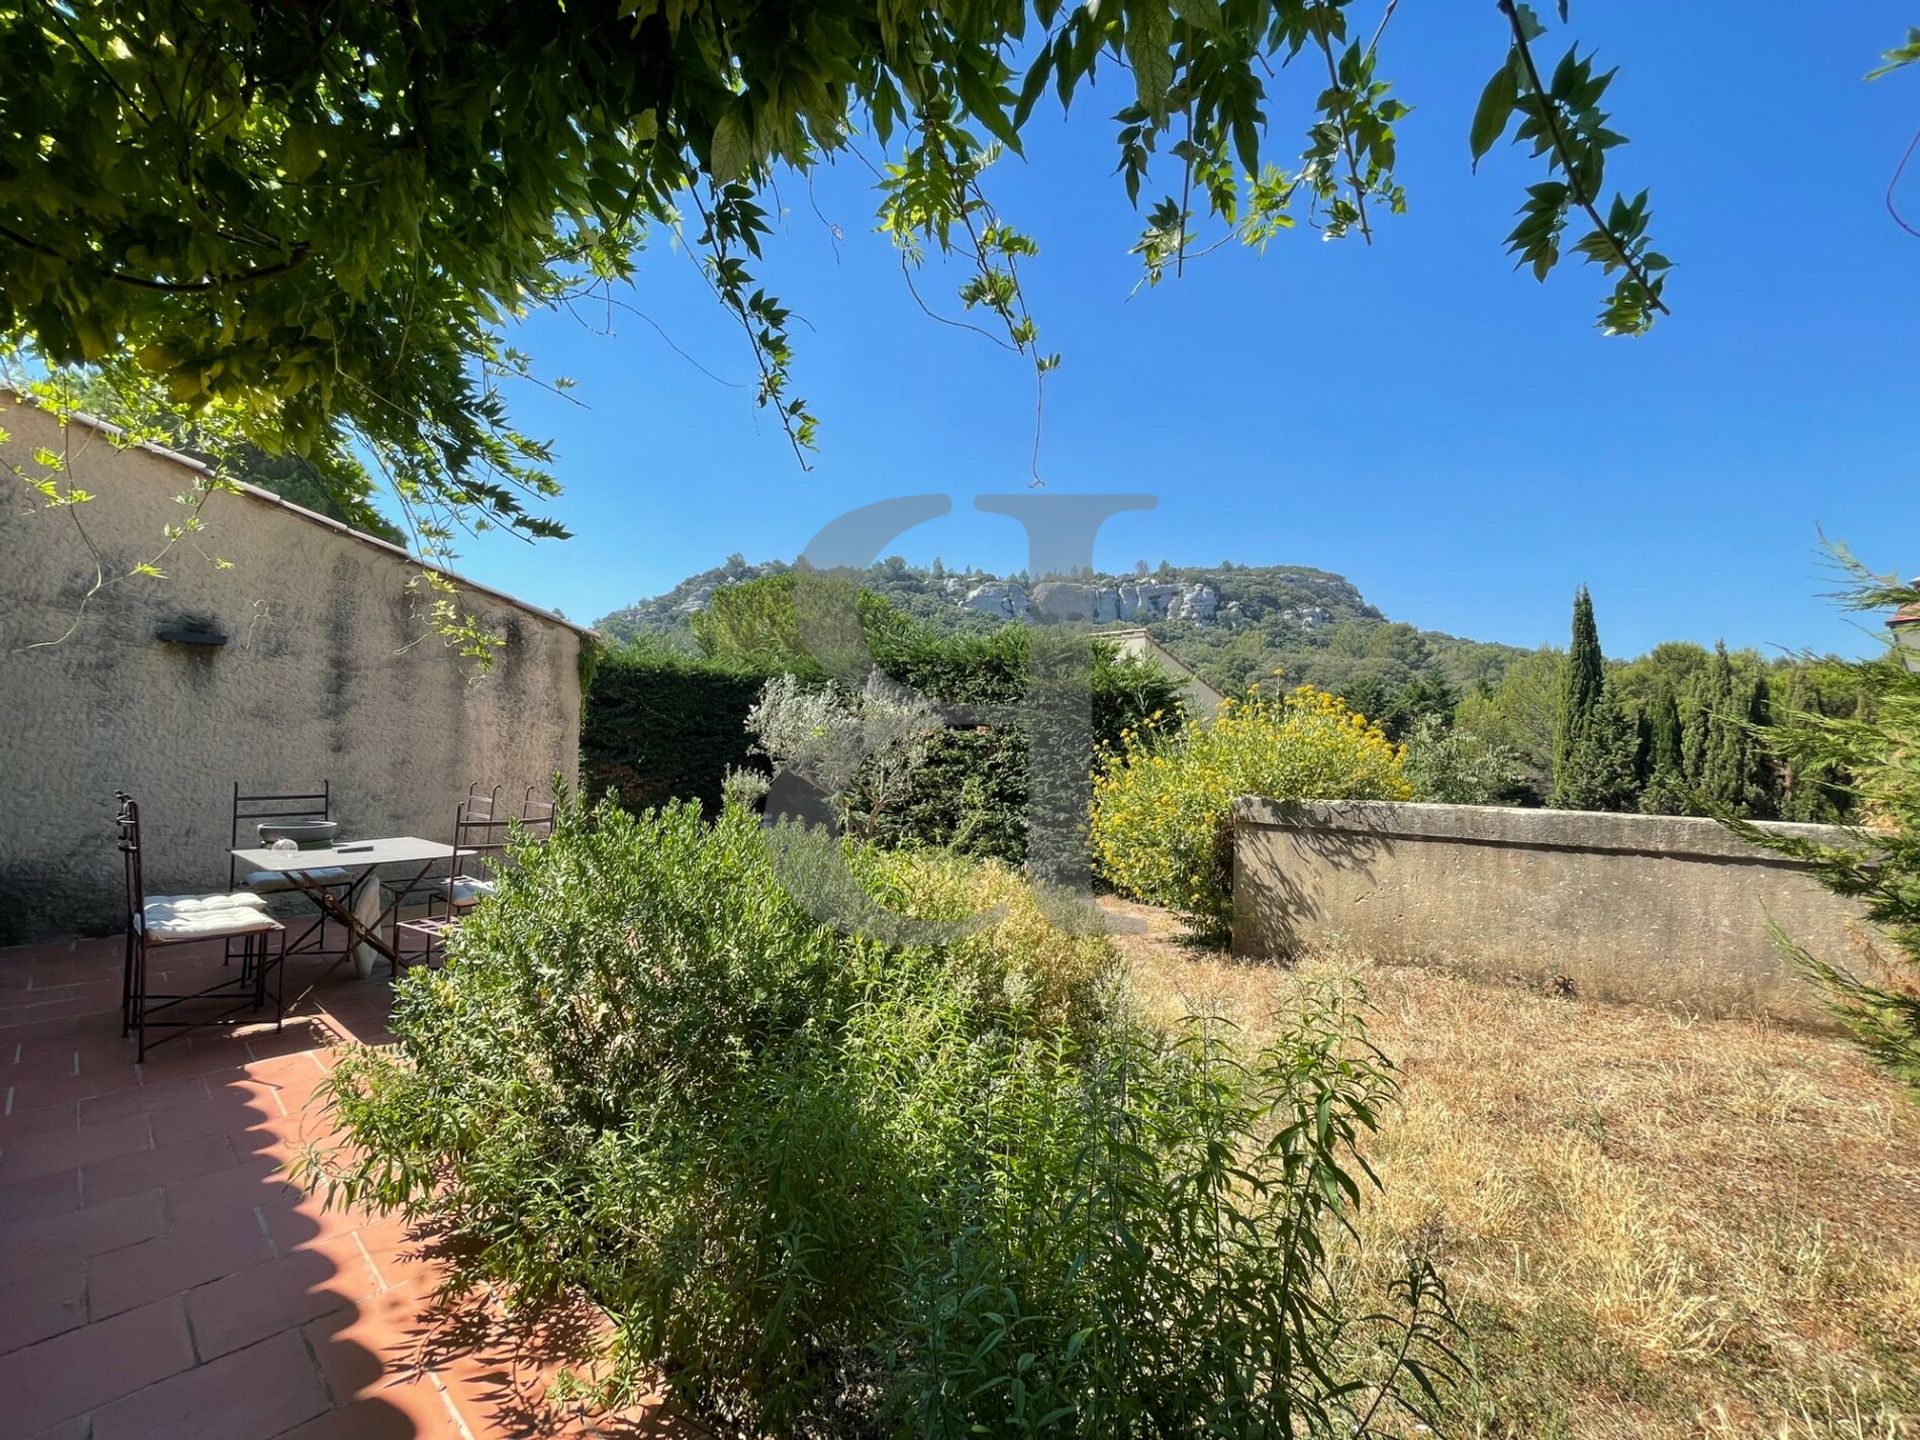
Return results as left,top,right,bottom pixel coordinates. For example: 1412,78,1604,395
582,612,1187,861
866,626,1186,864
580,642,771,814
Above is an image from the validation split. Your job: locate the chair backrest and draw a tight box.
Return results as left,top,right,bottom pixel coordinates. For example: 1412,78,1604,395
448,786,556,879
231,782,331,887
519,786,557,842
451,791,515,878
115,791,146,921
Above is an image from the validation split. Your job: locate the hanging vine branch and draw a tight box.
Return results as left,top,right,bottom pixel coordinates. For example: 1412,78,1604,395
1480,0,1671,334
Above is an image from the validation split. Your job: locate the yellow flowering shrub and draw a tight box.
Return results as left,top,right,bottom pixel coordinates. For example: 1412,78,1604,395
1091,685,1411,942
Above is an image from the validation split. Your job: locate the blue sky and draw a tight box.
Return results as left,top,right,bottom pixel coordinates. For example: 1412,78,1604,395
446,2,1918,661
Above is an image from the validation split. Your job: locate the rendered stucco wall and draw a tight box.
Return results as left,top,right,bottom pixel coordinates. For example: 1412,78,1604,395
1232,797,1875,1025
0,399,584,944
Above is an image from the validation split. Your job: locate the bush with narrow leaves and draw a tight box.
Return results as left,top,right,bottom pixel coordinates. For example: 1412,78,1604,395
302,796,1453,1436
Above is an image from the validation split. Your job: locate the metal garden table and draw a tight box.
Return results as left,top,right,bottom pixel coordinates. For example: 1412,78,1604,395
230,836,457,978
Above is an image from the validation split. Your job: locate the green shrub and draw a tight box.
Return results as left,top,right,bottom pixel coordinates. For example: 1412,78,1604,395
846,846,1114,1042
583,598,1188,861
303,798,1452,1436
865,628,1187,865
1733,564,1920,1092
580,639,769,815
1092,685,1412,943
1402,715,1526,805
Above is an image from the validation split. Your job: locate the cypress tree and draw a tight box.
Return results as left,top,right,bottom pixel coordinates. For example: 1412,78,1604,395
1551,587,1604,799
1679,677,1711,790
1638,685,1689,815
1551,588,1642,811
1776,664,1846,822
1697,642,1747,811
1744,673,1778,817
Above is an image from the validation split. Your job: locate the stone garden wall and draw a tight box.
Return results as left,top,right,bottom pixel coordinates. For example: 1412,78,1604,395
0,395,587,943
1232,797,1876,1024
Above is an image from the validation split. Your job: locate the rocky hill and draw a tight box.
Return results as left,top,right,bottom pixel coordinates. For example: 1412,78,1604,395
596,555,1526,699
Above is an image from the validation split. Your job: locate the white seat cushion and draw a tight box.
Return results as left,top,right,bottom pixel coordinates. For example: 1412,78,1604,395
432,875,497,906
146,891,271,912
137,905,283,940
246,867,350,893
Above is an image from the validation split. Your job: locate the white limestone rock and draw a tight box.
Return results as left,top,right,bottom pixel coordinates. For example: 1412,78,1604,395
962,582,1030,620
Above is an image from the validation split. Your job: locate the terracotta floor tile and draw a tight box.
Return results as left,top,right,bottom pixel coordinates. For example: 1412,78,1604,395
187,1244,381,1359
70,1030,142,1065
83,1129,238,1207
0,997,103,1033
14,1420,88,1440
302,1279,453,1400
1,1111,151,1182
89,1210,278,1320
0,1260,86,1356
3,1066,135,1113
0,1100,81,1146
0,977,122,1014
359,1238,467,1306
244,1052,330,1087
1,1045,83,1082
0,1294,194,1440
0,934,682,1440
132,1041,255,1085
77,1072,212,1125
0,1186,168,1280
209,1071,298,1117
269,1382,468,1440
8,1035,82,1066
262,1190,363,1254
245,1022,342,1064
231,1123,302,1171
149,1091,275,1146
0,1166,81,1224
164,1153,302,1230
91,1327,332,1440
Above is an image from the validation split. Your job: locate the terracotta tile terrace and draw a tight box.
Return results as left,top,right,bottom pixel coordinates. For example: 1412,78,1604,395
0,928,694,1440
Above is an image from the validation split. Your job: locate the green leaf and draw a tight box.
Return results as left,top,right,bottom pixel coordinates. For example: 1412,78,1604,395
1470,61,1519,164
1124,1,1176,123
1173,0,1223,33
710,106,751,182
953,61,1024,154
1867,27,1920,80
1013,51,1055,129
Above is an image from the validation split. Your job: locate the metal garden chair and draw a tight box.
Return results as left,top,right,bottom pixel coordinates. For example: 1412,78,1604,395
394,786,555,970
118,793,286,1061
229,781,352,968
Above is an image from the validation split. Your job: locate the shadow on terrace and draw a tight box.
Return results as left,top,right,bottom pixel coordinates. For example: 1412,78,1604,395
0,922,690,1440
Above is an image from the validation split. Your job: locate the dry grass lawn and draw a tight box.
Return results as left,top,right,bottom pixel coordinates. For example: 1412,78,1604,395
1106,898,1920,1440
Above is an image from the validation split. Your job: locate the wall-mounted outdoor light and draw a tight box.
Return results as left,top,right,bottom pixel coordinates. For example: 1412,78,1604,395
154,622,228,647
